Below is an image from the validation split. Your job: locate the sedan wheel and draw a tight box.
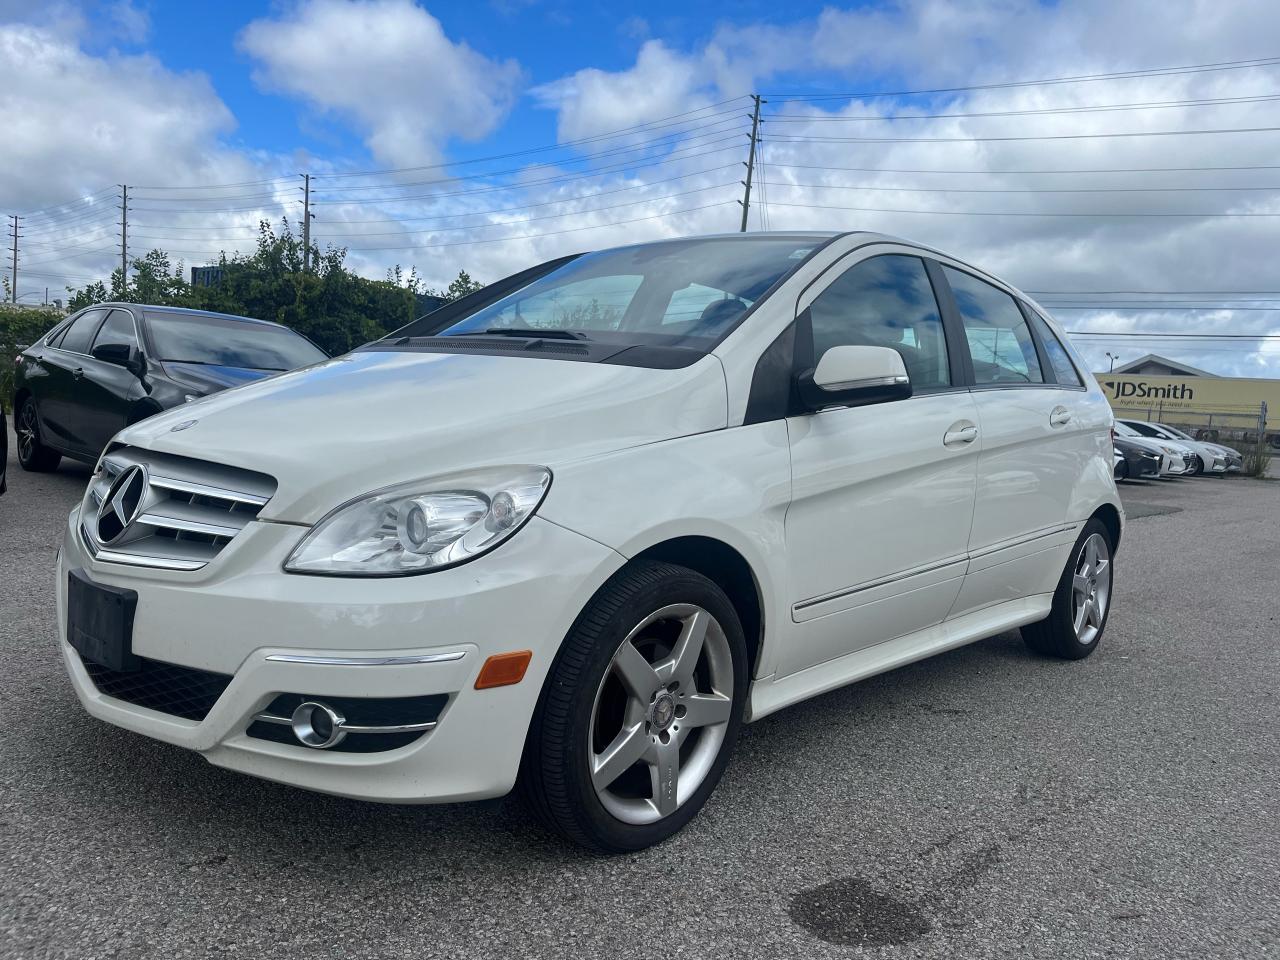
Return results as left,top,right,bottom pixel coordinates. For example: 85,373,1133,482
16,399,61,472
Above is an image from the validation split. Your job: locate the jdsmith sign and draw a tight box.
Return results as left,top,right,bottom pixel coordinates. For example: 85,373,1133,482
1095,373,1278,430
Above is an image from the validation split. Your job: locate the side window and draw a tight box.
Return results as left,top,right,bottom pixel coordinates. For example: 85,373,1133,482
1026,307,1082,386
807,255,951,390
90,310,139,354
485,275,643,331
942,267,1044,385
56,309,107,355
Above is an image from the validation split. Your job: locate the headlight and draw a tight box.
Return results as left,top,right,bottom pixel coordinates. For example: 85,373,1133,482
1159,445,1178,455
285,466,551,576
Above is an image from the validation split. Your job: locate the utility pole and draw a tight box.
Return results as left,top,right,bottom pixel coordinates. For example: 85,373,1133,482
118,184,129,297
738,94,764,232
301,173,313,273
8,215,18,303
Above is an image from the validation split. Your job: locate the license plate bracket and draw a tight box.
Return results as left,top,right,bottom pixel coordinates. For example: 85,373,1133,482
67,569,139,673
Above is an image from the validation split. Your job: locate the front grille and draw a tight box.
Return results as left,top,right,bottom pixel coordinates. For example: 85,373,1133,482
81,446,276,571
81,654,232,721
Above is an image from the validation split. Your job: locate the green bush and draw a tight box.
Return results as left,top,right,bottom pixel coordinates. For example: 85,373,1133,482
0,306,63,410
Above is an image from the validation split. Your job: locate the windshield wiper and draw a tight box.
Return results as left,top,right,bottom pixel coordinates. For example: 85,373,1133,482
445,327,590,341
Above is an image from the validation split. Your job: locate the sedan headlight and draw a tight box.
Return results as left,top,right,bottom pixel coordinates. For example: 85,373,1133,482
1159,445,1178,455
285,466,551,576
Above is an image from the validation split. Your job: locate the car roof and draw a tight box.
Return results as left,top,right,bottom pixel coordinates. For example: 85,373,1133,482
97,303,286,330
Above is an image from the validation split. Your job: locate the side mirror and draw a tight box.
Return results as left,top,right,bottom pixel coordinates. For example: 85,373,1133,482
92,343,142,376
796,345,912,411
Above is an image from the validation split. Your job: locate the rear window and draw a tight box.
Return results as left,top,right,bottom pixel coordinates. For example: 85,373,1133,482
1026,307,1083,386
56,309,107,354
145,312,327,371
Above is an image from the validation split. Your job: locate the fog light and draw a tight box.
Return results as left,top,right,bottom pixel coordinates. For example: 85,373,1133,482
291,700,347,749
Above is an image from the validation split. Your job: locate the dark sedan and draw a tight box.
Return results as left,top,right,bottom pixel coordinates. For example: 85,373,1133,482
13,304,327,472
1113,436,1161,481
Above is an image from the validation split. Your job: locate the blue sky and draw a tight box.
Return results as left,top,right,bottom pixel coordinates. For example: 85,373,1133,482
4,0,1280,376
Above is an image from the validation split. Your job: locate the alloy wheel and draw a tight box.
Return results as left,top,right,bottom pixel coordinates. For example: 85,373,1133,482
1071,533,1111,645
588,603,734,825
17,402,38,464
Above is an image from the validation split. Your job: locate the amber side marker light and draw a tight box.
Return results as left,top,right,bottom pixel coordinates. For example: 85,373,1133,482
475,650,533,689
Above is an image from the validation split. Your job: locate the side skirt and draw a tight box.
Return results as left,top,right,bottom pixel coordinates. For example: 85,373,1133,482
745,594,1052,722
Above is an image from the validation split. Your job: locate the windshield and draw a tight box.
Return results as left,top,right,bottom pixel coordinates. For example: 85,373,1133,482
1159,424,1194,440
433,237,823,348
1114,423,1142,439
146,312,327,371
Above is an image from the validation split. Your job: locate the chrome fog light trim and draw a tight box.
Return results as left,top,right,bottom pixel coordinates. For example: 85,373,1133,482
291,701,347,749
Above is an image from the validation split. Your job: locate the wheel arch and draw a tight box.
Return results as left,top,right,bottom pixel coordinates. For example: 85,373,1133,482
1091,502,1123,553
629,535,765,681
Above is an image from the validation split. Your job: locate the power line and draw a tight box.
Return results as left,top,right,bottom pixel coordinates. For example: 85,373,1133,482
761,198,1280,217
763,161,1280,176
764,92,1280,122
764,55,1280,100
760,178,1280,194
765,125,1280,144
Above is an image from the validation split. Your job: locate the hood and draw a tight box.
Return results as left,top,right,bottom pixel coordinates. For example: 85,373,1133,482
163,361,279,393
1118,434,1180,457
119,349,728,523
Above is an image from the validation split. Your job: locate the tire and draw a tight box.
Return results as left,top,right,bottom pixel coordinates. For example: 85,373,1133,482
520,561,748,852
15,397,61,472
1022,518,1114,661
1115,460,1128,481
1192,455,1205,476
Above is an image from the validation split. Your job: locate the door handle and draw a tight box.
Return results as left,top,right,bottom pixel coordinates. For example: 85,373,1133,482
72,367,84,380
1049,406,1072,427
943,422,978,447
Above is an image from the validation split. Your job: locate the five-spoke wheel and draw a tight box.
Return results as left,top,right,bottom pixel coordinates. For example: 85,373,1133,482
1023,517,1115,660
589,603,734,824
521,562,747,852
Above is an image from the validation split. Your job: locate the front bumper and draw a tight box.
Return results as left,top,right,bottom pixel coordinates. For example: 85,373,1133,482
57,507,624,803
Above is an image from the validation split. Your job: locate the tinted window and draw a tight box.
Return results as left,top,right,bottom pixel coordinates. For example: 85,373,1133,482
57,309,107,354
943,267,1044,384
145,312,327,371
1121,421,1163,438
808,255,950,390
436,237,819,349
91,310,138,353
1027,307,1082,386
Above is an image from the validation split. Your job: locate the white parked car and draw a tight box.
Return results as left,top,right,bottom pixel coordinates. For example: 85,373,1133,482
56,233,1123,851
1118,419,1226,475
1112,422,1195,477
1152,423,1243,473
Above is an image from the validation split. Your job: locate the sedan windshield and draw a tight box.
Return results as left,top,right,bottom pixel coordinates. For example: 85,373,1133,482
146,312,328,371
434,237,825,349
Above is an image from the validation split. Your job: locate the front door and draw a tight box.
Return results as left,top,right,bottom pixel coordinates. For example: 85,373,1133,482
78,309,144,456
780,250,979,678
37,307,108,454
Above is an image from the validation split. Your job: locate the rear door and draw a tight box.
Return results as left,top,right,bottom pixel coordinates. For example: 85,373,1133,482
36,308,108,454
937,266,1078,617
780,248,979,677
79,309,145,456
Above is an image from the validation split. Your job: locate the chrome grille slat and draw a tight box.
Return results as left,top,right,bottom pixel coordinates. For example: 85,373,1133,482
79,446,276,571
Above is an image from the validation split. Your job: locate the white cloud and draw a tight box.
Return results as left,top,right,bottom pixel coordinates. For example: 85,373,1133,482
0,22,294,297
238,0,521,167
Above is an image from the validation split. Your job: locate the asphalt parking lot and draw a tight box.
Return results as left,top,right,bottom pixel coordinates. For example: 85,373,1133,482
1,428,1277,959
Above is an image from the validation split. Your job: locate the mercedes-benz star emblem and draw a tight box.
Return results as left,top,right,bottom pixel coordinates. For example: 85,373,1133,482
96,465,147,544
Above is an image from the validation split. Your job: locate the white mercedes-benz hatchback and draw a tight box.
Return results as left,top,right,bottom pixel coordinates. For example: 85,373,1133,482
57,232,1122,851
